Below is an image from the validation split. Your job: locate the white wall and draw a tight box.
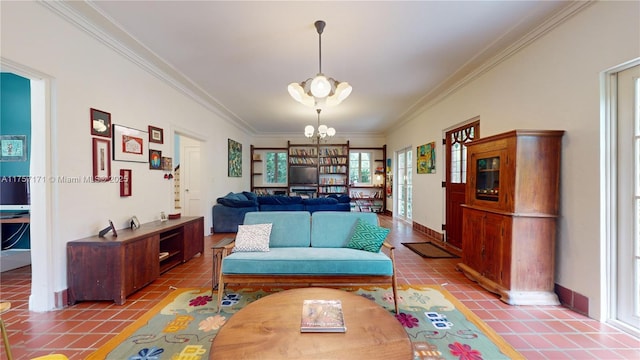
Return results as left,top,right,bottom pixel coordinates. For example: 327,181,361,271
1,1,252,309
387,1,639,319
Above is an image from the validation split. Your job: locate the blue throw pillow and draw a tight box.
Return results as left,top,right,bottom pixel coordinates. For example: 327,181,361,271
217,198,256,208
226,192,248,201
243,191,258,203
346,218,390,253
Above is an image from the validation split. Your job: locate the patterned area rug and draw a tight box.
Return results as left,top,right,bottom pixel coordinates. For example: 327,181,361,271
88,285,521,360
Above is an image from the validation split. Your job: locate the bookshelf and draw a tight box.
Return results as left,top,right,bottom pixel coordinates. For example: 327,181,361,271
250,145,288,195
287,141,349,197
250,142,387,210
349,145,387,213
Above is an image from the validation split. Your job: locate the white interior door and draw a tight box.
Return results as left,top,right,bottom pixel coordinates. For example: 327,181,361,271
180,137,202,217
615,64,640,334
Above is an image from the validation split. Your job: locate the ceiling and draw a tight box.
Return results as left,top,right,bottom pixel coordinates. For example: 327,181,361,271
67,1,574,137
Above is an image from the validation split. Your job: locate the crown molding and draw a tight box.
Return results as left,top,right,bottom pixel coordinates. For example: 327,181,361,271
389,0,595,131
37,0,256,135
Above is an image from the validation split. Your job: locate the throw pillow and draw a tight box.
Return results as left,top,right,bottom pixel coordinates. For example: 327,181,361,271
346,219,390,253
232,223,272,252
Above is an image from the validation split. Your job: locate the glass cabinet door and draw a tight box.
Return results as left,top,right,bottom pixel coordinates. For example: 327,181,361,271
475,156,500,202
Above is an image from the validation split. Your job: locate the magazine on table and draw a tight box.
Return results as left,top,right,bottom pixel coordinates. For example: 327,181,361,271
300,299,346,333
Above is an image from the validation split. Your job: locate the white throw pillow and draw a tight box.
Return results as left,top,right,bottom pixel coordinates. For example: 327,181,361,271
232,223,272,252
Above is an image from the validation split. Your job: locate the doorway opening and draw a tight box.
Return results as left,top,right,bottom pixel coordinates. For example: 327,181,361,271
603,59,640,336
395,146,412,222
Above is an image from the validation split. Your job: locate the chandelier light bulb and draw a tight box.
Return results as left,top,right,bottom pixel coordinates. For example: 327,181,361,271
310,75,331,98
327,127,336,137
318,124,328,138
304,125,315,138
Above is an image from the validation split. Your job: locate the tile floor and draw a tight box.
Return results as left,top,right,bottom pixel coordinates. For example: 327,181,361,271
1,214,639,359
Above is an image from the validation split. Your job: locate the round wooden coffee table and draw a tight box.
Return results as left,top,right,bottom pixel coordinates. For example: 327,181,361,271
210,287,412,359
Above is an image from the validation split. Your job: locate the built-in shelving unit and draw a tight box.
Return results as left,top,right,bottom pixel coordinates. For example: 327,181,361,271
349,145,387,213
251,145,288,195
287,140,350,197
250,143,388,212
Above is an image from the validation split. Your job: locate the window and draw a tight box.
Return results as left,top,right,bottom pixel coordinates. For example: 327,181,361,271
349,152,372,185
448,123,477,184
265,151,287,184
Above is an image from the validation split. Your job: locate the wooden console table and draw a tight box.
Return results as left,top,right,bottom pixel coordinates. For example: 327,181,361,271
67,216,204,305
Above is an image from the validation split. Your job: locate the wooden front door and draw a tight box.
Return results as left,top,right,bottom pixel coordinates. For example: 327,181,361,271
445,120,479,249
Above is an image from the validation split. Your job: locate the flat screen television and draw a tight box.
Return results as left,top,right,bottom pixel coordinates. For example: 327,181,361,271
289,167,318,185
0,176,30,211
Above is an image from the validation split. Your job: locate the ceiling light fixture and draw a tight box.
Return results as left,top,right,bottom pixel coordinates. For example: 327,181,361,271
305,109,335,141
288,20,352,110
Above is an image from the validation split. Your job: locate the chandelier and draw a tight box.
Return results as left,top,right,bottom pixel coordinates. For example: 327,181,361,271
305,109,335,141
288,20,352,110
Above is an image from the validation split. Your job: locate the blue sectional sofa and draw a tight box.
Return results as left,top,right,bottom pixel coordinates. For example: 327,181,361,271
212,192,351,233
216,211,398,313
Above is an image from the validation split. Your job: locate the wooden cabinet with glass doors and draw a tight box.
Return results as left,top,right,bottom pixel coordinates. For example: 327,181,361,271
457,130,564,305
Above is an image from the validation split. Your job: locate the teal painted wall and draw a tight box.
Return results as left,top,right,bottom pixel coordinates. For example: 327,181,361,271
1,72,31,176
1,73,31,249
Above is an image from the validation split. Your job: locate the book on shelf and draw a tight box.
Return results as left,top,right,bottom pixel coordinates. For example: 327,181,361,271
300,299,346,333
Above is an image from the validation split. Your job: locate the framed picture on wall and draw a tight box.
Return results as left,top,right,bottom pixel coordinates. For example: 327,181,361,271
162,156,173,171
148,125,164,144
0,135,27,162
112,124,149,162
149,149,162,170
417,142,436,174
90,108,112,137
92,138,111,182
120,169,132,196
228,138,242,177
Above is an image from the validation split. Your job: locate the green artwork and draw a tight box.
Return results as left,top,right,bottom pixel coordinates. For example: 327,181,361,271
228,139,242,177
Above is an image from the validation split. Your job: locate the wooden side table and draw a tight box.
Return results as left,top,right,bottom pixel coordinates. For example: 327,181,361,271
211,237,234,291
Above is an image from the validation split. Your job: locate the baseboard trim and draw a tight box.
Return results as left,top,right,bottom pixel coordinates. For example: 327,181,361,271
55,289,68,309
412,222,462,257
554,284,589,316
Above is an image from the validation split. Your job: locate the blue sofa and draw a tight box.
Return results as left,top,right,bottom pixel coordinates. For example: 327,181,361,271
216,211,398,313
211,192,259,233
212,192,351,233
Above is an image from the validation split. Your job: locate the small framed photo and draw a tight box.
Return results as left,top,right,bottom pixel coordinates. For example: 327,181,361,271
148,125,164,144
162,156,173,171
90,108,112,137
0,135,28,162
92,138,111,182
149,149,162,170
109,220,118,237
113,124,149,162
120,169,132,197
130,216,140,229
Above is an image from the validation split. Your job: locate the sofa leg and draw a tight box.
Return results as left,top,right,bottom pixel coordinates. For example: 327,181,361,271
388,247,400,314
217,278,225,313
391,274,399,314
